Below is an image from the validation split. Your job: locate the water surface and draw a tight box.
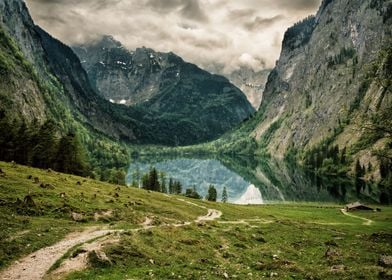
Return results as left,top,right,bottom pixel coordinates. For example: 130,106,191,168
126,155,380,204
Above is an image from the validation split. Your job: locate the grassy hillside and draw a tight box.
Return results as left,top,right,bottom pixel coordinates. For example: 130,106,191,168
0,161,391,279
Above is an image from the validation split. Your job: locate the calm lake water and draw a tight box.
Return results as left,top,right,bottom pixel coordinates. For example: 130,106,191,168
126,155,380,204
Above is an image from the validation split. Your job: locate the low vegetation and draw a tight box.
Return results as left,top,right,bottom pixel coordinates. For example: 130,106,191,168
0,161,391,279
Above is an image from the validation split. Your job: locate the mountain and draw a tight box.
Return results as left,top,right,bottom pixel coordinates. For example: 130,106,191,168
73,36,255,144
209,0,391,182
227,67,270,110
0,0,255,159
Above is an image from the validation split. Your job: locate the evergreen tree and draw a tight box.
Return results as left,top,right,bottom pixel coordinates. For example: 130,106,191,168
159,172,167,193
141,173,149,189
55,132,89,176
173,180,182,194
206,185,217,202
222,186,228,203
168,178,174,194
185,185,201,199
32,121,58,169
148,167,160,191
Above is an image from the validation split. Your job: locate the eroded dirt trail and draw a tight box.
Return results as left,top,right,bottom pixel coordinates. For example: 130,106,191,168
0,228,117,280
340,209,373,225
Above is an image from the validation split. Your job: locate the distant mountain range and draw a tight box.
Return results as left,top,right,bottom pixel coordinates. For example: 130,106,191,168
0,0,254,148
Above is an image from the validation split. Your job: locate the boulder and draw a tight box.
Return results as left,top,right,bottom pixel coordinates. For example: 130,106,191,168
71,212,85,222
379,255,392,268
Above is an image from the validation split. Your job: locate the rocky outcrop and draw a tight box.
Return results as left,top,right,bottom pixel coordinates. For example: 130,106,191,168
73,36,255,144
0,0,254,146
251,0,391,164
227,67,270,109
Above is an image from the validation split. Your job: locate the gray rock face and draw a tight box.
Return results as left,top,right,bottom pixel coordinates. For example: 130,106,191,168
252,0,392,157
73,36,255,144
73,37,176,105
227,67,270,110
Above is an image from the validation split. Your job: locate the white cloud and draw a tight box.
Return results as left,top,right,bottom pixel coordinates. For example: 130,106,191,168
25,0,321,74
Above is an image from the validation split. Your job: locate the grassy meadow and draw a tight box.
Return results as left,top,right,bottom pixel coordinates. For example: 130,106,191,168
0,161,391,279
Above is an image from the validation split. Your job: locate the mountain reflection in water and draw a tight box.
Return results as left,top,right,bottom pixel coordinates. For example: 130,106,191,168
126,155,381,204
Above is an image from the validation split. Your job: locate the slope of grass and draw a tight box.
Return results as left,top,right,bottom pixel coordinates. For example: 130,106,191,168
0,161,391,279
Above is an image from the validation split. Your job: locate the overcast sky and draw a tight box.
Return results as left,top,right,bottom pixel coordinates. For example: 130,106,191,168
25,0,321,74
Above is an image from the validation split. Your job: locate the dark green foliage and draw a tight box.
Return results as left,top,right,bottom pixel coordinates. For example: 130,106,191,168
159,172,167,193
206,185,217,202
303,143,348,176
354,159,366,193
282,16,315,51
141,167,160,192
222,186,228,203
185,186,201,199
0,118,91,177
56,132,89,176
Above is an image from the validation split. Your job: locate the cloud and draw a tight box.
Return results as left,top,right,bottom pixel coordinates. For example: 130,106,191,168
25,0,322,74
244,15,285,31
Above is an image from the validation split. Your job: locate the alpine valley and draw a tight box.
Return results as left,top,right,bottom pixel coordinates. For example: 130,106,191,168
0,0,391,279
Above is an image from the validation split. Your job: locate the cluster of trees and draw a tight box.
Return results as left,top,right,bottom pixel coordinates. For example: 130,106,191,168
206,185,228,202
282,15,315,50
138,167,182,194
133,167,230,203
304,144,348,175
0,119,90,176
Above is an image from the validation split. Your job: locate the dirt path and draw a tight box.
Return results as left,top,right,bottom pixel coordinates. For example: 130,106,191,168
340,209,373,225
0,197,223,280
0,228,118,280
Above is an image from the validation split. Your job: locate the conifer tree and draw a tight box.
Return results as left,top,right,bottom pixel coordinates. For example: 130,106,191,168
55,132,89,176
159,172,167,193
222,186,228,203
206,185,217,201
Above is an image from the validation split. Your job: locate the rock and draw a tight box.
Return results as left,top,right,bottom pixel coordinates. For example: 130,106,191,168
87,250,112,267
330,264,345,272
71,212,85,222
223,272,229,279
149,259,155,264
379,255,392,268
325,247,339,259
40,183,55,189
252,234,266,243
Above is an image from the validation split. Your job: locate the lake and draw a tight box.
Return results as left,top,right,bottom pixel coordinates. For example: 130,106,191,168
126,154,380,204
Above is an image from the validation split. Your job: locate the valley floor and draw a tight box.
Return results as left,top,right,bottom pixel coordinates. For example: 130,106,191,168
0,161,391,279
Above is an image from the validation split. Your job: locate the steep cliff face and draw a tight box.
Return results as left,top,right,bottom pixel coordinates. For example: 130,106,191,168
227,67,270,109
0,0,254,146
73,36,255,144
252,0,391,168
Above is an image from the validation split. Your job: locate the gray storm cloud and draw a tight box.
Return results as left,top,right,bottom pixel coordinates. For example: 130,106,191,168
25,0,321,74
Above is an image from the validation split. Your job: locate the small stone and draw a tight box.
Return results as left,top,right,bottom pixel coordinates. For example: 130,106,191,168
149,259,155,264
223,272,229,279
71,212,85,222
325,247,339,259
379,255,392,268
330,264,345,272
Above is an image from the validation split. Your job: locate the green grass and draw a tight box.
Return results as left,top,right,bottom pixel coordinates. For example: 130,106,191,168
0,161,391,279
